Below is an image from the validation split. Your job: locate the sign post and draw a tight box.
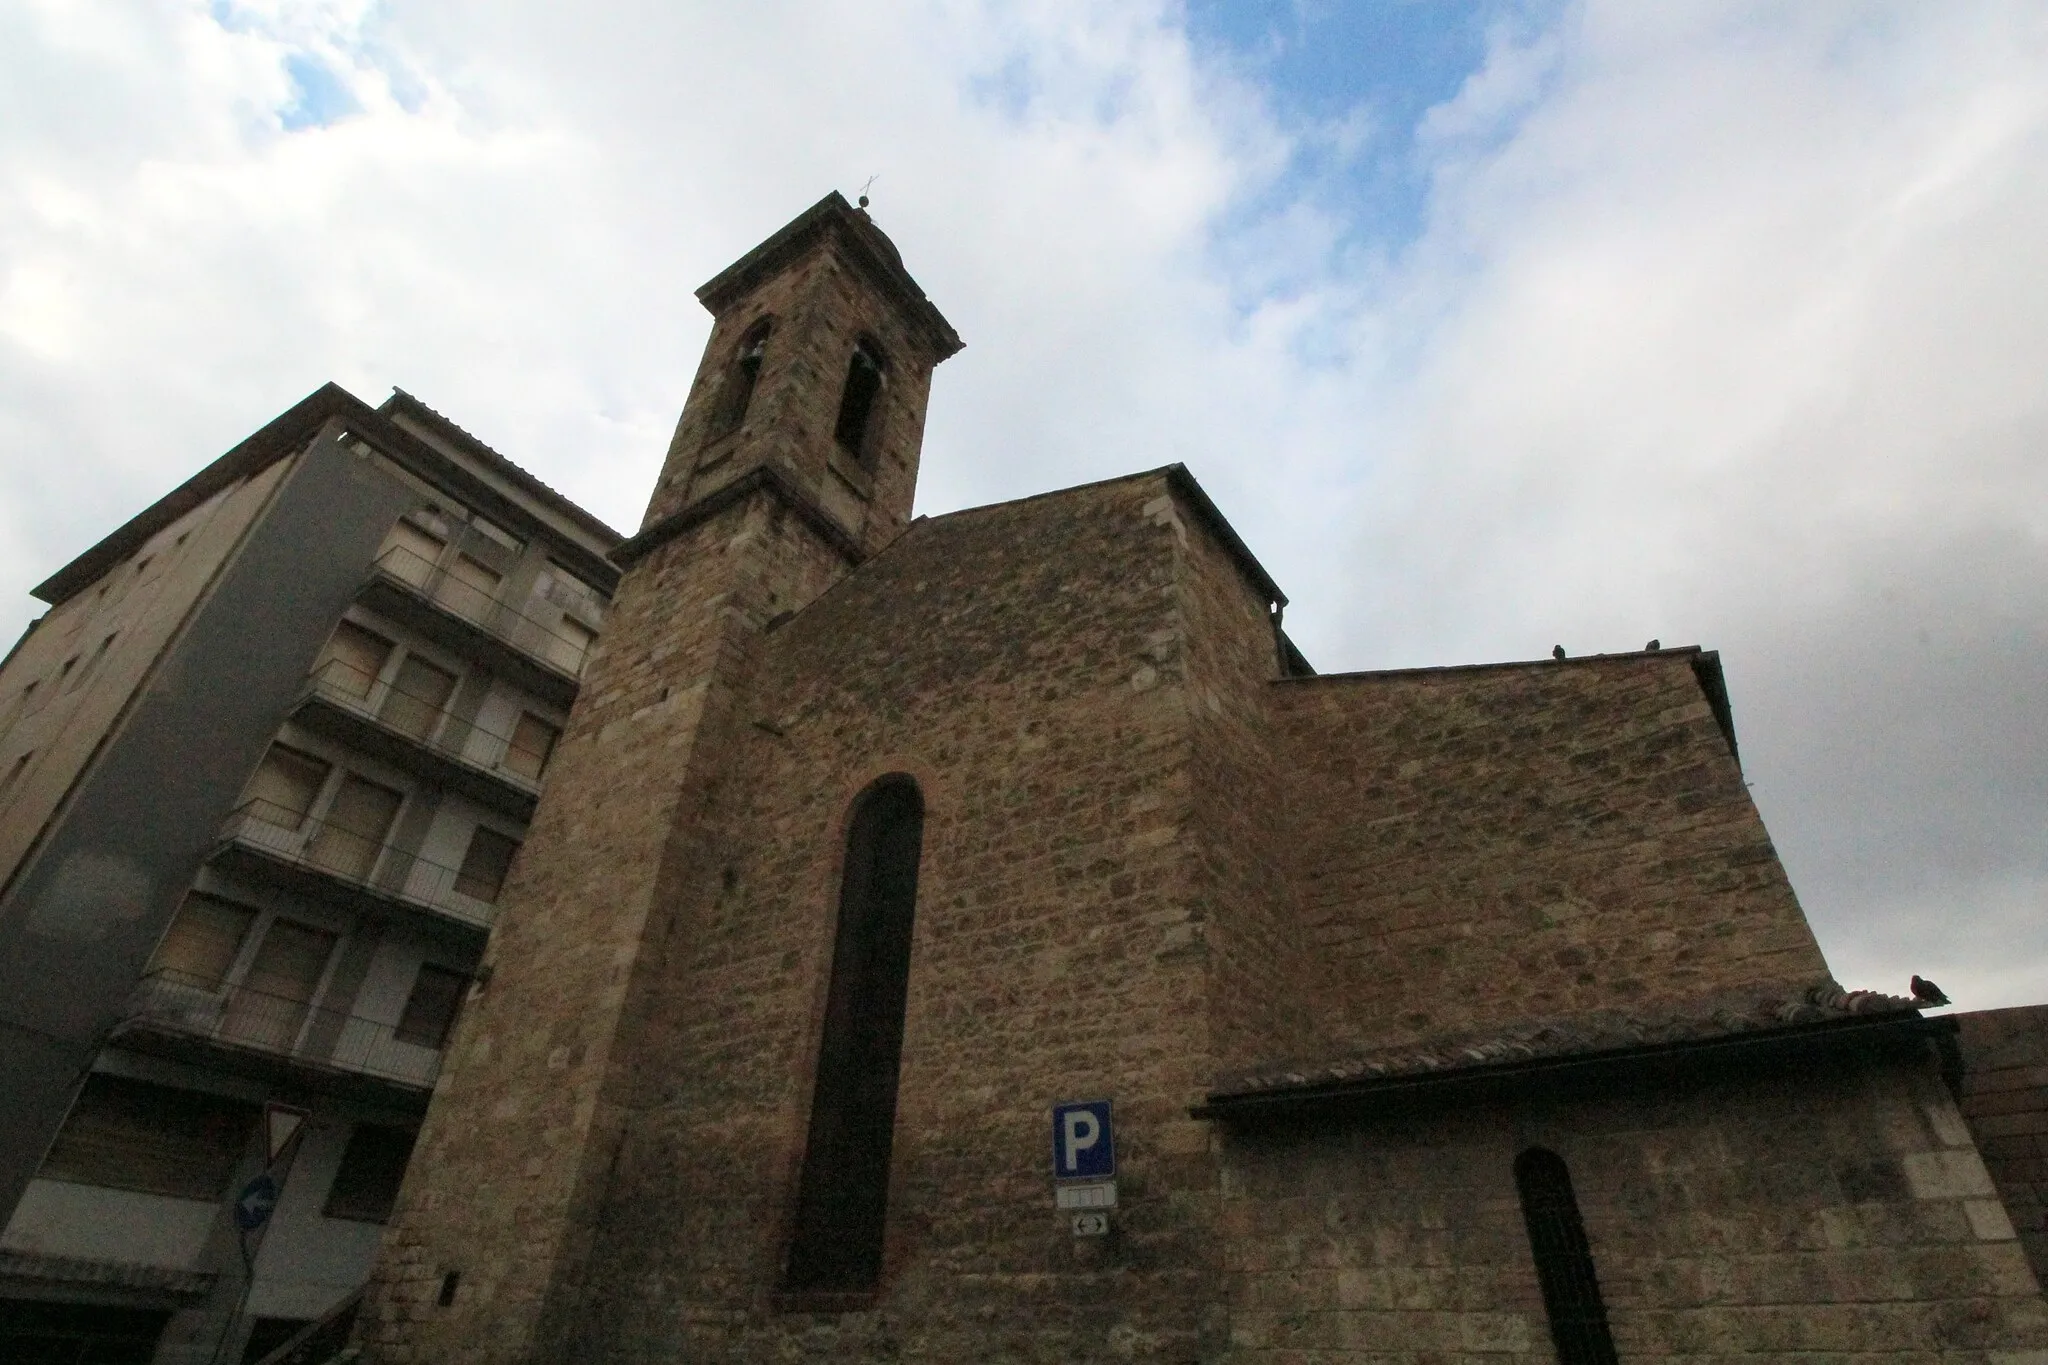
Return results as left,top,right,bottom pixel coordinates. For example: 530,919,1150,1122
207,1103,311,1364
1050,1099,1116,1236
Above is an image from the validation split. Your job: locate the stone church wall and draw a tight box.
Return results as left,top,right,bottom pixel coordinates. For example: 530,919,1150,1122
1171,490,1321,1075
1263,656,1832,1062
552,471,1243,1360
1218,1049,2047,1360
1957,1005,2048,1288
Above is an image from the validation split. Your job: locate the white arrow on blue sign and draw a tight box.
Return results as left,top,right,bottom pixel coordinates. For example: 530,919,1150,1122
234,1173,280,1232
1051,1100,1114,1181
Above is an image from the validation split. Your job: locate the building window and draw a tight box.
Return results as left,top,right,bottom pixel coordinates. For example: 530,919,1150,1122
239,1318,313,1362
454,826,520,902
711,319,772,438
784,776,925,1294
439,552,503,621
323,1123,418,1223
244,744,333,829
222,919,339,1053
305,774,402,881
1515,1148,1619,1365
552,616,596,676
381,654,457,742
832,341,886,464
0,751,30,803
382,519,446,587
503,712,560,782
148,894,257,988
39,1075,257,1201
68,633,116,691
318,621,395,701
395,965,468,1048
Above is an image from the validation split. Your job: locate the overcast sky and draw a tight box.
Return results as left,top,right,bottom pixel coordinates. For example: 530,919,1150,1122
3,1,2044,1009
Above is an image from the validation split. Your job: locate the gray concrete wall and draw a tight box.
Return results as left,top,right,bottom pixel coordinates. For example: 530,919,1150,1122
0,430,420,1222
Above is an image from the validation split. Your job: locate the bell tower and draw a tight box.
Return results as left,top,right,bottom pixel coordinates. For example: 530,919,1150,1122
638,191,962,560
355,195,959,1365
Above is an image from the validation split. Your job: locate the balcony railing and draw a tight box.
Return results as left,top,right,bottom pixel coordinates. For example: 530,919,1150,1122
368,545,594,681
121,969,445,1089
300,658,551,797
216,799,504,931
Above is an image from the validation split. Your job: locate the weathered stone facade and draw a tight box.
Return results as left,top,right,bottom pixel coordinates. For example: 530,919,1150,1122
1958,1006,2048,1289
357,193,2048,1362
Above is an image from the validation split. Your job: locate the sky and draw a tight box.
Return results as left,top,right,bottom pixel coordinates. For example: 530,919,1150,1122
2,0,2044,1009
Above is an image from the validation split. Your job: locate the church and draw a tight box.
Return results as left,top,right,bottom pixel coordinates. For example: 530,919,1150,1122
354,193,2047,1361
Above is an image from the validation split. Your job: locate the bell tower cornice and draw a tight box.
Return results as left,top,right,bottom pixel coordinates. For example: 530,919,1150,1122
696,191,962,364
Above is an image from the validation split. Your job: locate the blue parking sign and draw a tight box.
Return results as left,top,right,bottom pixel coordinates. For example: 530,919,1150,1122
1051,1100,1114,1180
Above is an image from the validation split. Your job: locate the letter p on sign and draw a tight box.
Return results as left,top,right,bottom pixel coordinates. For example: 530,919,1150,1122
1051,1100,1115,1180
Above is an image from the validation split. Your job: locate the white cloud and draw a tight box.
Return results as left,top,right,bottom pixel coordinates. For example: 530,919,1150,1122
0,0,2042,1006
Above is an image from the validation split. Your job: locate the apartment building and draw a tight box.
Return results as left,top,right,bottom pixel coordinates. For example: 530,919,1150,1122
0,384,618,1364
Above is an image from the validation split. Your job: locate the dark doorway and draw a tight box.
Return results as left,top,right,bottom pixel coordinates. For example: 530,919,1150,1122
784,776,925,1293
0,1300,171,1365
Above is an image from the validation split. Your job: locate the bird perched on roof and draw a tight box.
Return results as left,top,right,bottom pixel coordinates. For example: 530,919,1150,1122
1552,645,1566,660
1910,975,1950,1006
1645,639,1661,651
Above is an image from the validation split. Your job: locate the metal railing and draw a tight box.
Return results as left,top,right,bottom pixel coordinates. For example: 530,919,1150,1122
217,799,506,930
249,1291,363,1365
122,970,445,1088
368,545,594,679
301,658,552,790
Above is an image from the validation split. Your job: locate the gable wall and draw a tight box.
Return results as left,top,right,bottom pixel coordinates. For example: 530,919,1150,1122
1956,1005,2048,1286
1265,657,1830,1061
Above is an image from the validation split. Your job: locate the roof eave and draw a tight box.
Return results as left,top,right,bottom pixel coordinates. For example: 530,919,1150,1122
31,383,357,605
1193,1010,1944,1124
378,390,625,553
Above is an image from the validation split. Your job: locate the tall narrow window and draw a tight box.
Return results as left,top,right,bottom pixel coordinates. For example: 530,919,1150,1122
711,320,771,438
831,341,886,464
1515,1148,1618,1365
785,776,925,1294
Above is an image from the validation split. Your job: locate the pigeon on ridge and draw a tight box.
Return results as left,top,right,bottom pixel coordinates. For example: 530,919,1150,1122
1910,975,1950,1006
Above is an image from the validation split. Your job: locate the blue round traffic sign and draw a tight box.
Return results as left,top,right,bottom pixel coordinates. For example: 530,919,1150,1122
234,1174,280,1231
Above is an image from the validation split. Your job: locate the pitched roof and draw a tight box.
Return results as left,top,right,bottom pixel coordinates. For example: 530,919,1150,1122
32,383,620,605
379,389,623,553
1201,979,1930,1118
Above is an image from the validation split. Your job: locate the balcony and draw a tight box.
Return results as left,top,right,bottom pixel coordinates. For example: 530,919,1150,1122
210,799,502,934
359,546,592,706
115,969,444,1091
291,659,545,819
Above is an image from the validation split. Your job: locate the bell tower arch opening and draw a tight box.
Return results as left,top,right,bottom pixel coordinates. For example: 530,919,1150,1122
709,317,773,441
832,338,887,468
